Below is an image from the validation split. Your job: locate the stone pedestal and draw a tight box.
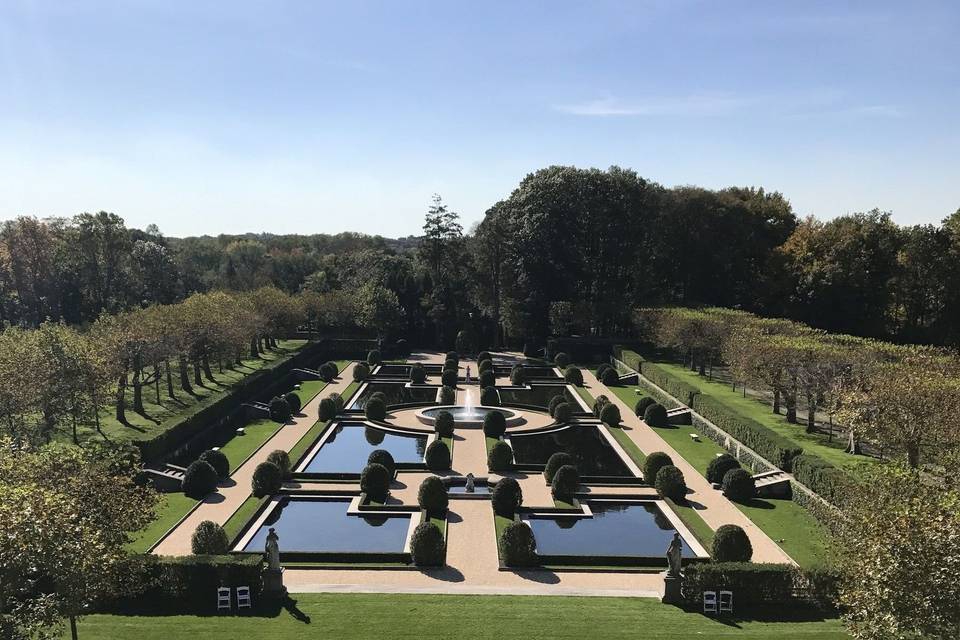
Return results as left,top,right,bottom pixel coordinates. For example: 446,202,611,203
263,567,286,597
661,573,682,605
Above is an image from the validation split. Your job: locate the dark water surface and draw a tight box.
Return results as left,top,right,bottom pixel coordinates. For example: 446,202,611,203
301,423,427,472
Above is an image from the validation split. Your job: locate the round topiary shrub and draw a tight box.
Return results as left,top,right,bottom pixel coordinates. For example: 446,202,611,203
643,402,669,428
599,402,621,427
284,391,302,414
439,385,456,404
417,475,448,514
365,397,387,421
444,358,458,372
367,349,382,366
319,397,337,421
551,464,580,501
328,392,344,411
269,396,292,422
410,363,427,384
251,461,282,498
634,396,656,417
353,362,370,382
491,477,522,516
596,363,612,379
592,395,609,417
446,351,459,363
368,449,396,476
266,449,291,479
510,366,525,386
722,468,756,503
554,352,570,368
479,370,495,389
712,524,753,562
600,367,619,386
191,520,229,555
478,358,493,374
643,451,674,486
320,361,338,382
483,410,507,438
707,453,742,485
434,410,455,437
480,386,499,406
564,366,583,386
655,465,687,501
500,521,537,567
425,440,451,471
410,521,445,567
488,440,513,471
552,402,572,423
478,350,491,363
548,394,566,417
360,462,391,502
441,369,458,388
199,449,229,480
369,390,387,405
544,452,575,483
182,460,218,499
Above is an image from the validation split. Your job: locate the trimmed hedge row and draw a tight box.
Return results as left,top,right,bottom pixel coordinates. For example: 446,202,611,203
692,395,803,471
612,346,644,373
681,562,838,609
639,362,701,407
791,454,848,505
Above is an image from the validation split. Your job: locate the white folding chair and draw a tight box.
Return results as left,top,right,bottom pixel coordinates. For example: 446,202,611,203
217,587,231,612
236,586,252,609
703,590,718,614
719,590,733,613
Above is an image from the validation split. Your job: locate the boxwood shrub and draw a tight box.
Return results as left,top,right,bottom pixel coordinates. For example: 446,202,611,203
552,402,572,423
599,402,621,426
599,367,619,386
441,369,458,388
182,460,218,499
319,361,338,382
251,461,282,498
434,410,455,437
480,386,499,406
328,391,344,411
643,402,669,428
410,522,444,567
191,520,229,555
592,394,609,417
444,358,458,372
198,449,229,480
712,524,753,562
543,452,575,483
266,449,291,480
596,362,612,379
635,396,656,417
439,385,456,404
446,351,459,363
563,366,583,386
360,462,391,502
500,521,537,567
269,396,292,422
655,465,686,501
284,391,302,414
722,468,756,502
417,475,448,514
353,362,371,382
483,411,507,438
365,397,387,421
367,349,381,366
479,369,495,389
548,394,566,417
367,449,396,476
551,465,579,501
410,363,427,384
643,451,673,485
478,350,491,362
425,440,451,471
554,352,570,368
487,440,513,472
707,453,742,485
679,562,838,607
478,358,493,374
318,397,337,421
491,477,522,515
510,366,525,386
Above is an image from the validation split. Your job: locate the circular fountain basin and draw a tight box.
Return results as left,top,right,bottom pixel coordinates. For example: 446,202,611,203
417,405,524,428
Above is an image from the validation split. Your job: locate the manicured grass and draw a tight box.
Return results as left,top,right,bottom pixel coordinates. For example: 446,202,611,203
650,361,870,472
223,495,268,543
607,424,647,465
78,340,308,445
665,497,715,548
127,491,197,552
573,384,595,409
219,418,283,472
72,593,848,639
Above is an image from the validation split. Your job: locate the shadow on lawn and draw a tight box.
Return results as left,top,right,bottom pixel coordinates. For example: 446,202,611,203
105,595,313,622
677,603,837,627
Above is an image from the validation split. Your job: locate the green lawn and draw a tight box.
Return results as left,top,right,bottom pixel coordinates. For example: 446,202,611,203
223,495,268,542
650,361,870,472
72,593,847,639
78,340,309,445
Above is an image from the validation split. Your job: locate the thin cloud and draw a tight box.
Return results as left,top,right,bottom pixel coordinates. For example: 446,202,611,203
554,94,749,117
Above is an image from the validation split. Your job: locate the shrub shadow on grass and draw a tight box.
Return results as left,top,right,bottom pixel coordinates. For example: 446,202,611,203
745,498,776,510
679,603,836,625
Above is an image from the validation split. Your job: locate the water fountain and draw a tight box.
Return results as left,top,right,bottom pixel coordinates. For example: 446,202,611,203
416,385,523,428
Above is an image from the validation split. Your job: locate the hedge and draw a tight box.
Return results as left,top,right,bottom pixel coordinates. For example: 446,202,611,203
692,395,803,471
640,362,700,406
681,563,839,608
425,440,451,471
712,524,753,561
487,440,514,471
791,454,848,505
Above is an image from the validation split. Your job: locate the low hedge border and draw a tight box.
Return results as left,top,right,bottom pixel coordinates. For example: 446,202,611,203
681,562,838,609
640,362,701,407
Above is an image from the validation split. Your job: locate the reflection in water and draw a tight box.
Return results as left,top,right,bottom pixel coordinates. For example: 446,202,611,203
302,423,427,473
510,426,631,476
526,502,696,558
350,383,438,409
498,386,577,409
243,498,410,553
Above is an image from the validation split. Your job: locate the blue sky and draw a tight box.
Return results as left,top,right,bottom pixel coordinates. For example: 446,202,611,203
1,1,957,237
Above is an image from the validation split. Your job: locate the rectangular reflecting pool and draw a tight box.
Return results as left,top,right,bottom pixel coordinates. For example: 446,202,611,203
525,501,697,558
350,383,439,409
509,426,632,476
300,423,427,473
497,385,578,410
242,497,410,553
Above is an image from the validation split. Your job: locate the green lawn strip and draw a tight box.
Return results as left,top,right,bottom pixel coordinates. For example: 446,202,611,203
287,419,333,466
606,425,647,465
126,492,198,552
494,513,512,558
291,360,351,408
83,340,308,445
573,384,595,409
664,497,715,549
219,418,284,473
651,361,868,472
73,593,848,639
552,498,576,509
223,495,269,543
430,515,447,540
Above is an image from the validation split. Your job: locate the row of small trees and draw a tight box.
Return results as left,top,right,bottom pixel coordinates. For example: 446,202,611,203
637,307,960,469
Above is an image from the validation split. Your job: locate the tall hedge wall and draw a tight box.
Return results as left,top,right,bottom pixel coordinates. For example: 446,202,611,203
639,362,701,407
791,454,848,505
681,562,838,609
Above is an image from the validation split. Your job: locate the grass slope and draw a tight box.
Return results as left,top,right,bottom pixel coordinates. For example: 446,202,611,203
72,593,848,639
